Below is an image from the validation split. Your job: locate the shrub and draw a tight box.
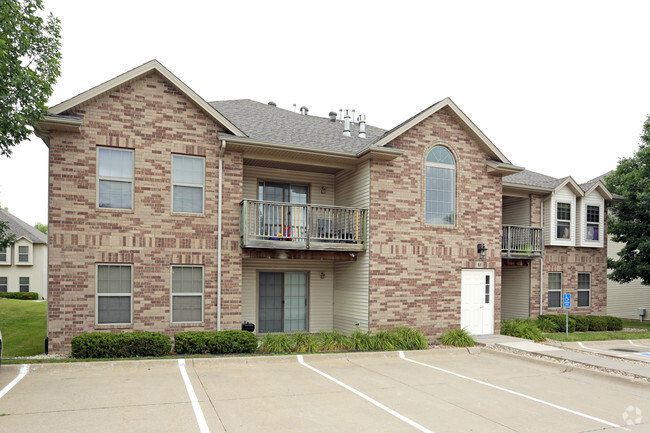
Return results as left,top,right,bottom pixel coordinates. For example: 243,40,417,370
606,316,623,331
291,333,319,353
586,315,608,332
536,317,559,333
174,331,258,355
570,315,590,332
350,329,375,351
440,328,475,347
71,332,171,358
259,333,294,353
317,330,350,351
538,314,576,333
373,329,402,351
0,292,39,300
393,326,429,350
501,318,545,342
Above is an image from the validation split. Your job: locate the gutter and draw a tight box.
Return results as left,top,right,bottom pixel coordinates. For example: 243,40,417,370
217,139,226,331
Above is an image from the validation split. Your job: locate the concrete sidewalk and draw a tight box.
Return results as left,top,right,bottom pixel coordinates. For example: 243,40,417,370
474,334,650,380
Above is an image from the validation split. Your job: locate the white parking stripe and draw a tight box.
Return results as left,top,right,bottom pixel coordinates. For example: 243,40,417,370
627,340,650,349
178,359,210,433
398,351,620,429
578,341,650,362
0,364,29,400
297,355,435,433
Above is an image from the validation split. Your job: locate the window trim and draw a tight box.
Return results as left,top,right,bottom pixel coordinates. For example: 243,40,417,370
556,202,571,240
424,145,456,227
19,276,29,292
548,272,563,309
96,147,135,211
95,263,134,326
170,265,205,324
577,272,591,307
171,154,206,215
0,245,10,265
585,205,600,242
0,276,7,292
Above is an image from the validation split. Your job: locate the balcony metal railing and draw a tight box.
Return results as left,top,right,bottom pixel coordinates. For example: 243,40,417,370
240,200,367,251
502,225,543,258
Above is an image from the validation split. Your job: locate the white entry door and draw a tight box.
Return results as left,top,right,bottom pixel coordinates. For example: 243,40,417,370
460,269,495,335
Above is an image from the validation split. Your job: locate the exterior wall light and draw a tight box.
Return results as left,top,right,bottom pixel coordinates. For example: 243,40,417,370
477,243,487,260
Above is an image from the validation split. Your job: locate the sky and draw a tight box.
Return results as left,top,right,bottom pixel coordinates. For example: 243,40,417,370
1,0,649,226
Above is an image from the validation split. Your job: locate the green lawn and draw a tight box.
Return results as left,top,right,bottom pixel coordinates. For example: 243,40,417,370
544,330,650,342
0,299,47,357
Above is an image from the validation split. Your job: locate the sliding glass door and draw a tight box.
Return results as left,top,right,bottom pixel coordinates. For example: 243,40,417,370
258,271,308,332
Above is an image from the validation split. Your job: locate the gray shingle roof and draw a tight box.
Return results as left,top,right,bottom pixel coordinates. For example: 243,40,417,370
503,170,568,190
0,209,47,244
210,100,387,154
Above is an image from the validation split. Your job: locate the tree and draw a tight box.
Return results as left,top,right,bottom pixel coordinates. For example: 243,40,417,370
605,114,650,285
0,201,15,249
34,221,47,234
0,0,62,156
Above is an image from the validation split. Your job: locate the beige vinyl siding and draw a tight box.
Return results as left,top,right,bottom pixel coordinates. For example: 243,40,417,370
502,196,530,226
577,193,605,248
545,187,577,246
333,161,370,333
501,265,530,320
243,166,335,205
242,259,334,333
607,236,650,320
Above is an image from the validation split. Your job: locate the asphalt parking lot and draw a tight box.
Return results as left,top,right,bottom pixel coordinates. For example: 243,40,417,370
1,348,649,433
564,339,650,363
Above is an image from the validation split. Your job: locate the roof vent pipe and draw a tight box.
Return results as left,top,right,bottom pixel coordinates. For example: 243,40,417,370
343,109,351,137
358,114,366,138
300,106,309,115
339,109,343,123
351,109,356,125
293,104,297,112
329,111,337,122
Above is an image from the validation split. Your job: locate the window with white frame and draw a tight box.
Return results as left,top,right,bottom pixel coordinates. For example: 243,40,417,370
0,276,7,292
548,272,562,308
18,245,29,263
172,155,205,214
556,203,571,239
19,276,29,292
98,147,134,209
578,273,591,307
96,264,132,324
586,206,600,241
425,146,455,225
171,266,204,323
0,246,9,264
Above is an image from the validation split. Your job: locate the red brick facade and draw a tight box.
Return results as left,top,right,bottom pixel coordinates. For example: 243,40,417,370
47,72,243,352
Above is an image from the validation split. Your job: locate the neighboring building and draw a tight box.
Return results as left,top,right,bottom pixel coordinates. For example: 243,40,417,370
35,60,614,353
0,208,48,299
607,235,650,321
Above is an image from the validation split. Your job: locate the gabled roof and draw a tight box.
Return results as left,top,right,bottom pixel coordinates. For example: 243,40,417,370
48,60,245,137
0,209,47,244
504,169,616,199
580,172,616,201
372,98,512,164
210,100,386,154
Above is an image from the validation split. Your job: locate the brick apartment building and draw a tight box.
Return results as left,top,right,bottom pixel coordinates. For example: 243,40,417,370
35,60,613,352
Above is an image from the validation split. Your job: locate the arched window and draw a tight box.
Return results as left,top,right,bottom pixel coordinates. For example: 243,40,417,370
425,146,455,225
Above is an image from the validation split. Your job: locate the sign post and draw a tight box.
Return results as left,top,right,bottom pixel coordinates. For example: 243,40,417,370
563,294,571,336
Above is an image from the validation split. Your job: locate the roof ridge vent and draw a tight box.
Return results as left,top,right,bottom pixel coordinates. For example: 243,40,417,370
268,101,277,106
300,106,309,115
329,111,337,122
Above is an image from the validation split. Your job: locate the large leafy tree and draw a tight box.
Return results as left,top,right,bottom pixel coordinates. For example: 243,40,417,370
606,114,650,285
0,0,61,156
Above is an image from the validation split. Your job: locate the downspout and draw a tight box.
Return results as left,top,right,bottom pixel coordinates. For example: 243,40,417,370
218,140,226,331
539,199,544,316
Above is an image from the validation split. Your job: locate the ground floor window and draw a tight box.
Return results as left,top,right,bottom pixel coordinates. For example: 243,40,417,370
19,277,29,292
578,273,591,307
171,266,204,323
96,264,132,325
258,271,308,333
548,272,562,308
0,276,7,292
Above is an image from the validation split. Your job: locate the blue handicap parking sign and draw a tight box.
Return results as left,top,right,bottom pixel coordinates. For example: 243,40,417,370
563,294,571,308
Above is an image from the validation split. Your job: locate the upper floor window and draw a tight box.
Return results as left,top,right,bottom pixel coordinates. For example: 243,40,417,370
172,155,205,214
586,205,600,241
14,243,32,265
98,147,134,209
18,245,29,263
556,203,571,239
0,246,9,265
425,146,455,226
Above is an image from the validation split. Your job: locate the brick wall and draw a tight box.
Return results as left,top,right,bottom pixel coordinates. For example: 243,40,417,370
47,72,243,353
368,107,503,340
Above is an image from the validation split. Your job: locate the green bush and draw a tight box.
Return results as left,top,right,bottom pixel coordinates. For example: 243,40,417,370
317,330,350,351
536,317,559,333
393,326,429,350
350,329,375,351
538,314,576,333
440,328,475,347
174,331,258,355
259,333,294,353
586,315,608,332
0,292,39,300
71,332,172,358
606,316,623,331
570,315,590,332
291,333,319,353
501,318,545,342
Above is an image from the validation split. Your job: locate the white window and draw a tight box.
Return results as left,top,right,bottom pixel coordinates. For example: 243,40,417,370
586,206,600,241
19,276,29,292
548,272,562,308
556,203,571,239
578,273,591,307
0,246,9,265
18,246,29,263
96,264,133,325
172,155,204,214
171,266,204,323
425,146,455,225
0,276,7,292
98,147,134,209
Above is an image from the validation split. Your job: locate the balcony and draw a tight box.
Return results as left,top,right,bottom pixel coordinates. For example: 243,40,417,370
240,200,367,251
502,225,543,259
